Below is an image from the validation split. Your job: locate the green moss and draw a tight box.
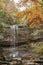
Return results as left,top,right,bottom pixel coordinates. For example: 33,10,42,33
32,43,43,55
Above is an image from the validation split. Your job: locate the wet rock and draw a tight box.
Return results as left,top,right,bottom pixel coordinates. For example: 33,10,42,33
0,35,4,39
29,28,43,41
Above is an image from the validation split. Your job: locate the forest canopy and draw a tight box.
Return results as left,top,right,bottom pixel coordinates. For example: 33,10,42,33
0,0,43,28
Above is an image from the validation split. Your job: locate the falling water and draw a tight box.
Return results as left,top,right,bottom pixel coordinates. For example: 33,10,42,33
10,25,28,58
10,25,19,58
10,25,17,46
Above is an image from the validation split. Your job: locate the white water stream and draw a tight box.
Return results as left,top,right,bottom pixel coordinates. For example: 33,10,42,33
10,25,19,57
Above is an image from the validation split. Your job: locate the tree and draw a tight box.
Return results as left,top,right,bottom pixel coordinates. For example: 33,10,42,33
0,0,19,28
17,0,43,28
4,0,19,25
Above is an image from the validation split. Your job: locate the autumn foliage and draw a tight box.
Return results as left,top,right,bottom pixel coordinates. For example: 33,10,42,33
17,0,43,28
0,0,43,28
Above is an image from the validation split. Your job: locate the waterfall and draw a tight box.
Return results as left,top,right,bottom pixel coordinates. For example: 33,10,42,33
10,25,18,46
10,25,19,57
10,25,27,58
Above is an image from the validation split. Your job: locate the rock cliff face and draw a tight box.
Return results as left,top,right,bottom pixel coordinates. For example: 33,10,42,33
29,28,43,40
0,25,43,42
0,25,43,65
